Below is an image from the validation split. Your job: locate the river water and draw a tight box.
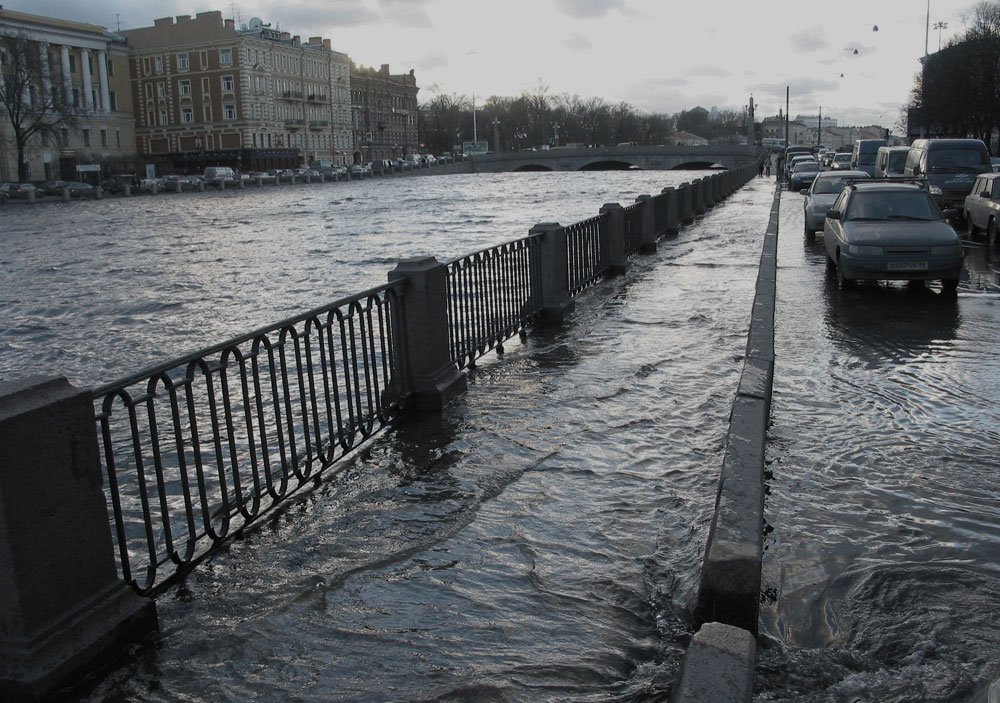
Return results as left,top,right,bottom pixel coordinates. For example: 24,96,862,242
2,173,998,701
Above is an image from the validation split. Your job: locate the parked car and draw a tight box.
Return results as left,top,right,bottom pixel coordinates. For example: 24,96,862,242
62,181,95,197
42,180,71,195
249,171,277,184
789,161,823,190
991,157,1000,173
802,170,872,234
0,183,42,199
102,174,138,193
822,181,963,291
963,172,1000,245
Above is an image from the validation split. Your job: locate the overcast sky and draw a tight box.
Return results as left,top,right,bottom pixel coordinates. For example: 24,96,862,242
4,0,981,129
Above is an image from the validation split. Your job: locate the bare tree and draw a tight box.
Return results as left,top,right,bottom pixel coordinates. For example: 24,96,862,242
0,32,79,181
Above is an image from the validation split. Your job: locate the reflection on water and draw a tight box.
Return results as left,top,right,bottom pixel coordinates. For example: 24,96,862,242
759,191,1000,702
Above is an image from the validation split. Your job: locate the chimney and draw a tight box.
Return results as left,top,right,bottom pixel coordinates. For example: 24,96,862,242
380,63,389,75
292,35,300,45
281,32,290,40
323,39,331,50
176,15,191,23
225,18,235,30
309,36,321,45
153,17,174,28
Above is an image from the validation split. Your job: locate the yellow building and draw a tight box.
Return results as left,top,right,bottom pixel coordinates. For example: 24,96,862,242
122,11,354,174
0,7,136,182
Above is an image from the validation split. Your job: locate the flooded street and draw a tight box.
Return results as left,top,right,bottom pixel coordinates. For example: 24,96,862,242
3,173,999,700
756,188,1000,702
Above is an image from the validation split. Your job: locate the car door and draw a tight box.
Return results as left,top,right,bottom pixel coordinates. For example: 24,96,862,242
823,189,850,263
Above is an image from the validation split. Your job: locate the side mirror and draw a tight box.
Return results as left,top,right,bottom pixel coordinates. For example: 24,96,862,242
826,209,842,221
941,208,959,219
800,188,809,195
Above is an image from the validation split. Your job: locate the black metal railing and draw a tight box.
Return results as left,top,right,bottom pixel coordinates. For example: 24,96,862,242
93,282,405,594
445,236,542,368
565,213,607,295
654,192,670,236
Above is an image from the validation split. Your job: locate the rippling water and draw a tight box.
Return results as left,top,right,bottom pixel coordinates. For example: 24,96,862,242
1,171,710,390
756,190,1000,702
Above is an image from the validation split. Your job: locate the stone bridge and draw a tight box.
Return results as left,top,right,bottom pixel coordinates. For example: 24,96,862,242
456,144,761,173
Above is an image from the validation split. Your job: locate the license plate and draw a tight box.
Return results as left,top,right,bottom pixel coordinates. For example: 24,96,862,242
887,261,928,271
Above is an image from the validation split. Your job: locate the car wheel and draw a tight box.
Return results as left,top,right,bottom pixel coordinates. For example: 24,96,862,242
836,256,853,289
966,214,977,238
941,277,959,294
988,218,999,247
804,221,812,236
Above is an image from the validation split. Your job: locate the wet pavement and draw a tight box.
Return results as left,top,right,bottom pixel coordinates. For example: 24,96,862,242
79,177,776,702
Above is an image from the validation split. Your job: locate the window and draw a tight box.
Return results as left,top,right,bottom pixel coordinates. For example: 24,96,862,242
61,128,69,147
154,56,163,73
199,51,208,69
203,106,212,122
223,103,236,120
159,108,169,125
221,75,234,92
106,58,114,77
69,55,76,72
82,128,91,147
100,129,108,146
176,52,189,71
179,80,191,96
157,82,166,98
219,48,232,66
144,84,153,99
181,107,193,124
116,129,121,147
201,77,210,100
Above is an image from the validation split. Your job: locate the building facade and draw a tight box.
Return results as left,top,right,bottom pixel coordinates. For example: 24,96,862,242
122,11,354,175
0,7,136,182
350,63,419,163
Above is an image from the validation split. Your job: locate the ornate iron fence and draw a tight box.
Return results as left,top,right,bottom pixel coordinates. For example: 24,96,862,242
92,283,405,594
565,213,608,295
446,236,542,368
623,201,645,256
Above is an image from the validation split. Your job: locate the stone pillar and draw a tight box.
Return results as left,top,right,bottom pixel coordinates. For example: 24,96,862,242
635,195,657,253
80,49,93,112
97,51,111,114
95,186,103,200
529,222,575,323
60,46,72,106
599,203,628,277
702,176,716,209
174,180,182,194
38,44,52,104
62,188,70,202
660,187,679,236
26,190,35,204
692,178,706,216
123,184,131,197
0,377,157,701
387,258,468,410
678,183,694,224
256,176,263,187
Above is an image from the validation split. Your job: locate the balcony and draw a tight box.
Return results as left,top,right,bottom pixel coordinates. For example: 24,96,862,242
309,120,329,130
280,91,304,101
306,94,328,103
285,119,305,129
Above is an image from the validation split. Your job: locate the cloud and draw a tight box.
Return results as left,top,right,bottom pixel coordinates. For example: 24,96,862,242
563,32,593,50
554,0,634,19
756,77,839,100
789,25,829,53
379,0,433,28
416,52,449,71
688,66,731,78
279,1,380,28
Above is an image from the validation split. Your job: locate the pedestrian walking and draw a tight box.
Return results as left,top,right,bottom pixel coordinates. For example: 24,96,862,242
765,159,771,176
758,161,765,177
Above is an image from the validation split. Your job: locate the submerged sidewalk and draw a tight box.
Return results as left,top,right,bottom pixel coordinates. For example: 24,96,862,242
83,177,778,703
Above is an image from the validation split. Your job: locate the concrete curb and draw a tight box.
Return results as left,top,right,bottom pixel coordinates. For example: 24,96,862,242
670,622,757,703
672,181,779,702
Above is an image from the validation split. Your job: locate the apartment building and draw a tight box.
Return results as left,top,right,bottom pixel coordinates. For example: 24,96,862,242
350,63,419,163
122,11,354,174
0,6,136,182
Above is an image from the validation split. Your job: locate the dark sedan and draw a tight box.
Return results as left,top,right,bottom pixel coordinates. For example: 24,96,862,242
789,161,823,191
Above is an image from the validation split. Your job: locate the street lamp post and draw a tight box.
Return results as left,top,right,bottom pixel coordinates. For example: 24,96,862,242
933,21,948,51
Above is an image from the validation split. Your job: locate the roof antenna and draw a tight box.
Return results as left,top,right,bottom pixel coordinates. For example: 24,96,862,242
116,13,120,31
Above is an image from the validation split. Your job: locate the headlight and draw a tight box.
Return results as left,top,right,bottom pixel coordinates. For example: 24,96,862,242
928,184,943,195
848,244,884,255
931,244,963,255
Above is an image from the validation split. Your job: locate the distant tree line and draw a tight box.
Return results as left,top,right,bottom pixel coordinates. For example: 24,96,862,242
909,0,1000,149
416,85,751,154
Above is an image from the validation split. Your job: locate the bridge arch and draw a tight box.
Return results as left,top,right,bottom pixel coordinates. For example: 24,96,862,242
673,161,719,170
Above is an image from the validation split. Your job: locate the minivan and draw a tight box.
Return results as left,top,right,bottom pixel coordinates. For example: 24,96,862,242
850,139,887,177
874,146,910,178
904,138,992,210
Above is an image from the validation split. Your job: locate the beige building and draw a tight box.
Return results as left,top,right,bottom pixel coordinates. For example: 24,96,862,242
122,11,353,174
350,63,419,163
0,7,136,182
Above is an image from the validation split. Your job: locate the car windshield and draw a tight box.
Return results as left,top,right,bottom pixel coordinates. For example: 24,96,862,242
845,191,939,221
888,151,908,171
813,176,869,194
929,148,990,173
794,162,821,172
834,154,851,161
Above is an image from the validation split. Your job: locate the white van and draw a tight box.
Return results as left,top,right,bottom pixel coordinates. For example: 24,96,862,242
203,166,236,187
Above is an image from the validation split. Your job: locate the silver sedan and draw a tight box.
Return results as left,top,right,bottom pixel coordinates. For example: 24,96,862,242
823,182,964,291
802,170,871,234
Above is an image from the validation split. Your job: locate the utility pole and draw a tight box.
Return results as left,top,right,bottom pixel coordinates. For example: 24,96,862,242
785,86,790,148
492,116,500,154
817,107,822,148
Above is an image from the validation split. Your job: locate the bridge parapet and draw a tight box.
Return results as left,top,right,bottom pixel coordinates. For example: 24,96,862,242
467,144,761,173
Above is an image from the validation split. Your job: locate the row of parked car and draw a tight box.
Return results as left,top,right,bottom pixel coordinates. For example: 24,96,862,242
790,138,1000,292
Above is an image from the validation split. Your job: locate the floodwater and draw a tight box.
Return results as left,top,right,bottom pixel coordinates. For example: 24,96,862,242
2,173,997,701
755,188,1000,702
